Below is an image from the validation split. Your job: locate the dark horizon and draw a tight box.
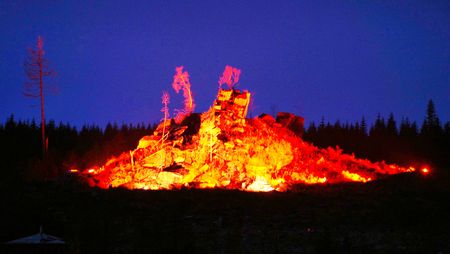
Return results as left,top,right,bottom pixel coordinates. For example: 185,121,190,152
1,1,449,128
0,98,446,132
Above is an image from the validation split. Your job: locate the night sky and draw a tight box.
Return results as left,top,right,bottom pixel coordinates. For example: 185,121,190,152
1,0,449,128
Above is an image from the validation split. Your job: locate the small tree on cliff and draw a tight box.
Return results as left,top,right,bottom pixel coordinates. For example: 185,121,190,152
161,91,170,143
218,65,241,90
23,36,56,157
172,66,194,122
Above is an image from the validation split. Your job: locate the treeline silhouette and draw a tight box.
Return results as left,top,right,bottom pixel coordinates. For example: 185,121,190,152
0,100,448,182
0,116,156,181
304,100,450,169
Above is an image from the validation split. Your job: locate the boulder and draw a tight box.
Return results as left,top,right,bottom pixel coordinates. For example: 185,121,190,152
276,112,304,137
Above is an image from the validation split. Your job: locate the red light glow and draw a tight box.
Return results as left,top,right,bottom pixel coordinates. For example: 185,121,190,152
421,167,430,175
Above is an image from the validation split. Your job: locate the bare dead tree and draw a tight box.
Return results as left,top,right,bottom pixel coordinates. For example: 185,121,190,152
24,36,56,157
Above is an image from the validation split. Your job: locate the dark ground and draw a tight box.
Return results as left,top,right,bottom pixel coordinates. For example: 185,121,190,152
1,169,449,254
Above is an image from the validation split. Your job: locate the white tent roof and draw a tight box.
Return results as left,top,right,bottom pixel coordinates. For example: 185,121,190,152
6,227,65,244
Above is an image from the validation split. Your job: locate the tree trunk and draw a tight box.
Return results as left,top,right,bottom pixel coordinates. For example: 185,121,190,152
39,54,46,158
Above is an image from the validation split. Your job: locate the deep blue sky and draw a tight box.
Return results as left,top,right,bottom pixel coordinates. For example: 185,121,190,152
1,0,449,128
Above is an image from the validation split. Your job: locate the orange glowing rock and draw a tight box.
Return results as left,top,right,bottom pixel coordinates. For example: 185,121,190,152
81,67,415,192
246,176,275,192
341,170,371,182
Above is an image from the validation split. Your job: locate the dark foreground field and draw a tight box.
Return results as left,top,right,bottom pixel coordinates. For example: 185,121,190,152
1,170,449,254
